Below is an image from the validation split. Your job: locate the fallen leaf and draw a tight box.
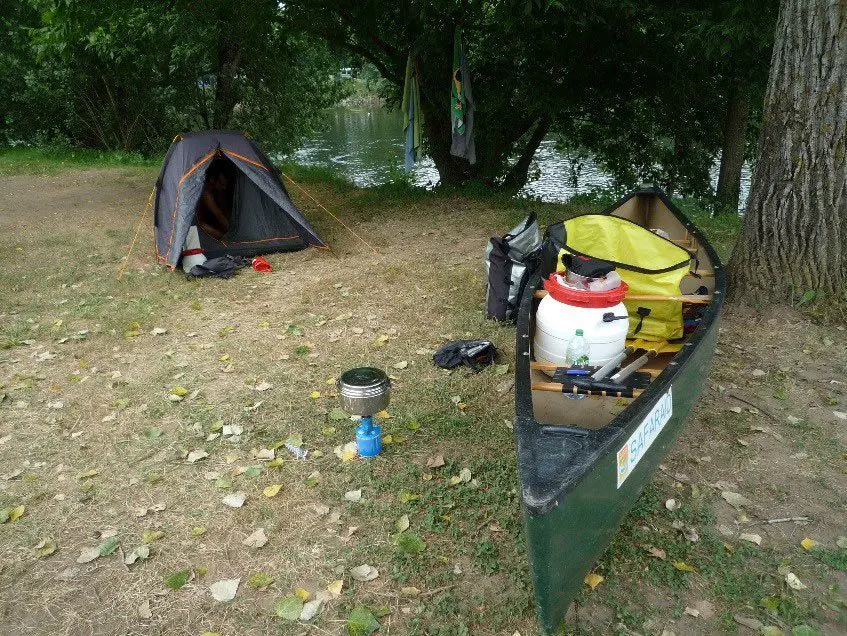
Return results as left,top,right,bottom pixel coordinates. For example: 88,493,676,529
396,514,410,532
295,587,310,601
729,406,743,414
401,586,420,596
800,537,817,551
186,450,208,464
740,533,762,545
761,627,783,636
34,537,57,559
164,570,190,590
76,546,100,564
150,327,167,336
210,578,240,602
426,454,445,468
222,492,247,508
305,471,321,487
584,572,604,590
138,599,152,619
493,363,509,375
327,579,343,596
170,386,189,397
141,529,165,544
647,546,666,560
665,498,681,511
274,595,303,620
836,536,847,549
124,545,150,565
248,571,274,589
309,391,321,399
253,381,273,392
693,600,715,619
344,489,362,503
733,615,763,631
785,572,807,590
396,532,426,555
347,605,379,636
300,599,322,621
191,527,207,537
263,484,282,498
350,564,379,582
721,491,754,508
684,607,700,617
313,503,330,516
672,560,696,572
393,360,408,370
329,408,348,421
242,528,268,548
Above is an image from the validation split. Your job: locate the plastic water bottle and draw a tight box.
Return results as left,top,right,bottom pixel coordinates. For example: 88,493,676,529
565,329,589,400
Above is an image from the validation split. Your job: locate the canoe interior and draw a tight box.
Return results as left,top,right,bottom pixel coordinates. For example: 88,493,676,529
529,190,717,429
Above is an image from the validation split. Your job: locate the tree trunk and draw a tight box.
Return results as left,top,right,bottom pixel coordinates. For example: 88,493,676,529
500,115,552,191
727,0,846,301
715,82,750,212
212,40,242,129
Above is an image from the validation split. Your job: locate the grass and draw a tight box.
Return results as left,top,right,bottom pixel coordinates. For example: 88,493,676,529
0,145,156,176
0,154,845,636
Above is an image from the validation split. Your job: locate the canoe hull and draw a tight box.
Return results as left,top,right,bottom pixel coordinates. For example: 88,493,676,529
523,315,719,634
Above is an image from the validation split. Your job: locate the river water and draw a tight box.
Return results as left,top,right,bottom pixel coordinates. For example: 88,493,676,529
292,107,750,206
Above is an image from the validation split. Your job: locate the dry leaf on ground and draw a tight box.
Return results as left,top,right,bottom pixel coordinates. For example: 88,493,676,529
242,528,268,548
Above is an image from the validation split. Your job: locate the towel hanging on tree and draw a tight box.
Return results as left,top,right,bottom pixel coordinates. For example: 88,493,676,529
450,26,476,164
402,54,423,172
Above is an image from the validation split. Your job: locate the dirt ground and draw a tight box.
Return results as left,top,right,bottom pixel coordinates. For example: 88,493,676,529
0,168,844,636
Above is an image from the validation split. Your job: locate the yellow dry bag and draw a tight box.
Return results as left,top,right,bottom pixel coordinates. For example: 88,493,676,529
555,214,693,340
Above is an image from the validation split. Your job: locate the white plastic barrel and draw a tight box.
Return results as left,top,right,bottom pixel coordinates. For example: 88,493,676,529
534,295,629,370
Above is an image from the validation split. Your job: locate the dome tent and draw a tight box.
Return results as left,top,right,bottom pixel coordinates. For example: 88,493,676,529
153,130,327,269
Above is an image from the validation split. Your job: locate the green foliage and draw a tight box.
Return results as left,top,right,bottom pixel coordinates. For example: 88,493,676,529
1,0,344,155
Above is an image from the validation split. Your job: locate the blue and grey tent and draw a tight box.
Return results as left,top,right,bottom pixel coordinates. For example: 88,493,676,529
153,131,327,269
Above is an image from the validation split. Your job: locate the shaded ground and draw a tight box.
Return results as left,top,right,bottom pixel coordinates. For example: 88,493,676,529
0,165,844,636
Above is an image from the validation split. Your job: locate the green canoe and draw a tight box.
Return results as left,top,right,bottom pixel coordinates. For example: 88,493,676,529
514,186,725,633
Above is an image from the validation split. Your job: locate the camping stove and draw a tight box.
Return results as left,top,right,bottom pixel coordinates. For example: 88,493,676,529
337,367,391,457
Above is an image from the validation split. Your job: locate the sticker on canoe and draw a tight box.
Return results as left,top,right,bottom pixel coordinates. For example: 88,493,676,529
616,386,673,488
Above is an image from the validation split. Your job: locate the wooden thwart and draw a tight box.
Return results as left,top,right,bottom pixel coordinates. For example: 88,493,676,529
532,289,711,304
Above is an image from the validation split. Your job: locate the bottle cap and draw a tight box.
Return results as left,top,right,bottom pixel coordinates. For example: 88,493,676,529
575,329,584,336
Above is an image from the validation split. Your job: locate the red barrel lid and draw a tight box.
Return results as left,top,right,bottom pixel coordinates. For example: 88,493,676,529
543,274,629,308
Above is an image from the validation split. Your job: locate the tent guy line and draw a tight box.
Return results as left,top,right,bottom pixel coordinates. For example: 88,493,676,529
280,171,379,255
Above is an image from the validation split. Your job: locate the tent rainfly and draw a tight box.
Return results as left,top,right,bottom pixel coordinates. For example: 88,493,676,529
153,130,327,269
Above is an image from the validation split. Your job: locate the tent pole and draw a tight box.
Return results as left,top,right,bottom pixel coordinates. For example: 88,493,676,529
119,187,155,280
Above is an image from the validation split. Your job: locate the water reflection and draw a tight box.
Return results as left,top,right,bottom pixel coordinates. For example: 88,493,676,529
292,107,749,207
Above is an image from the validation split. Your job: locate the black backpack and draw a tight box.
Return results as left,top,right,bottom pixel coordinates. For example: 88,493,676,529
484,213,542,321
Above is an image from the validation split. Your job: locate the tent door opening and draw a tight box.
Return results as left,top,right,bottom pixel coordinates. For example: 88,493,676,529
194,152,304,260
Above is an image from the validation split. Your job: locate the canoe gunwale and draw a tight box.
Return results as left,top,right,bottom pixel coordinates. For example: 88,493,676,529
514,186,727,517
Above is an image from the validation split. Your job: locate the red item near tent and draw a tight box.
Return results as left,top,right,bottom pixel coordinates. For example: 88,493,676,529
252,256,272,273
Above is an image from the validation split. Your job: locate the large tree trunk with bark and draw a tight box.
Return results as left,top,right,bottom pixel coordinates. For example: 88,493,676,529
715,82,750,212
727,0,846,301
